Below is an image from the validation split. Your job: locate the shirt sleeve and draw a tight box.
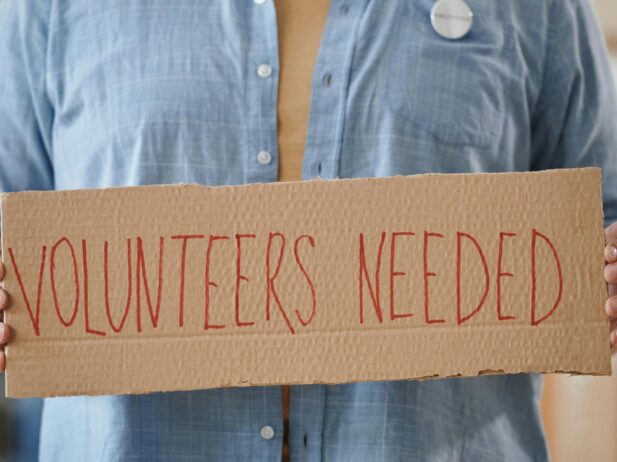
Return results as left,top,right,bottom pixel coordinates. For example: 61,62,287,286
530,0,617,227
0,0,54,193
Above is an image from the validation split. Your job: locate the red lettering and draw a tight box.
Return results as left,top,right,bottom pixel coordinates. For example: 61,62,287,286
265,232,295,334
8,246,46,336
293,234,317,326
423,231,445,324
496,232,516,321
456,232,490,325
104,239,132,333
50,237,79,327
136,236,165,331
389,231,415,320
358,232,386,324
82,240,105,336
235,234,256,328
204,235,228,330
531,229,563,326
171,234,205,327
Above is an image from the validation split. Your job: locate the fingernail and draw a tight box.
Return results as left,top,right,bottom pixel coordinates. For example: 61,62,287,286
609,246,617,261
0,291,5,306
0,323,4,338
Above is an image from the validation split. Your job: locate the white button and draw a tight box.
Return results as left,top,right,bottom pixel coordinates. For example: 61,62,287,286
257,150,272,165
254,0,266,4
257,64,272,78
260,425,275,440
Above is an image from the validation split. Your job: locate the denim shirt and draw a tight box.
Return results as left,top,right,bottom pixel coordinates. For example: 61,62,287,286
1,0,616,460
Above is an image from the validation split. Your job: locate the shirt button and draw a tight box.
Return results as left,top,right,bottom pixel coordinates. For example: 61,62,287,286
257,150,272,165
260,425,275,440
257,64,272,78
254,0,267,4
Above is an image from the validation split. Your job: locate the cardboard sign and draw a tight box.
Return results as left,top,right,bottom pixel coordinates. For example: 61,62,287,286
1,168,611,398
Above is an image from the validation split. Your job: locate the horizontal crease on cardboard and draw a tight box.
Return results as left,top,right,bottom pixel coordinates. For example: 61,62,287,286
10,319,610,347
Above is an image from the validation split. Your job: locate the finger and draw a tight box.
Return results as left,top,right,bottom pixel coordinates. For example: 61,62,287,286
612,325,617,348
606,222,617,243
0,289,7,311
0,261,4,281
0,323,10,345
604,263,617,284
605,245,617,264
605,295,617,318
0,347,4,372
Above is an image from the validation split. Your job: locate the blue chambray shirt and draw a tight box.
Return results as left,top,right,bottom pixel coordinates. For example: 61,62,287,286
1,0,617,460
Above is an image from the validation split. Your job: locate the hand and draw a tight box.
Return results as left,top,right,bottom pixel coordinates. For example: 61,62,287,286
0,257,10,371
604,223,617,347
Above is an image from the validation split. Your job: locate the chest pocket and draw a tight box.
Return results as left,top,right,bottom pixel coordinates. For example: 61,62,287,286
386,9,513,148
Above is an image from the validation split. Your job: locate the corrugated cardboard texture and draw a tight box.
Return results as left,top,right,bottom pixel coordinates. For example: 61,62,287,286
1,169,611,398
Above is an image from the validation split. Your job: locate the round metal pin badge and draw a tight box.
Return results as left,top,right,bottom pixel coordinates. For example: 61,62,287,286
430,0,473,40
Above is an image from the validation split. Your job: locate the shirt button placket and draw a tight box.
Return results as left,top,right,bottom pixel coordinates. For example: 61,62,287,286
247,0,279,184
256,62,273,170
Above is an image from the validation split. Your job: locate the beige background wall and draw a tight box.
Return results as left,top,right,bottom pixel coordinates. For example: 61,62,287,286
595,0,617,42
542,357,617,462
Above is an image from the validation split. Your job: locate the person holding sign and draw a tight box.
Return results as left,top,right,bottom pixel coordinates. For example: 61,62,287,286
0,0,616,461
